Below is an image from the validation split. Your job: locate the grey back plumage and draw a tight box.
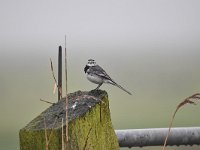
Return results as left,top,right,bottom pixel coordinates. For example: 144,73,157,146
85,59,132,95
87,65,113,82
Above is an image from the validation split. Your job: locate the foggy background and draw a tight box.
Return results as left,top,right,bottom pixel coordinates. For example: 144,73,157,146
0,0,200,150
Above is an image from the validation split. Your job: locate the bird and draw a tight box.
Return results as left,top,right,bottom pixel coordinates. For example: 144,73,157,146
84,59,132,95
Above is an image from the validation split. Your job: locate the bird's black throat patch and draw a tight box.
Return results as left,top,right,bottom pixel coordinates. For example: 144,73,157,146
84,65,90,73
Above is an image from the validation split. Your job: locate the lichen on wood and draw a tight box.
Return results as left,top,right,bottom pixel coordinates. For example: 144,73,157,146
19,90,119,150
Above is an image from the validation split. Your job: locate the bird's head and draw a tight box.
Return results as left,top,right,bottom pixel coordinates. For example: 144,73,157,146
87,59,96,66
84,59,96,73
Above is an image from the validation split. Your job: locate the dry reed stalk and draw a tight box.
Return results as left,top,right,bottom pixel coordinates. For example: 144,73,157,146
65,35,69,144
162,93,200,150
50,58,62,98
62,118,65,150
44,117,49,150
83,127,93,150
53,83,57,95
43,116,58,149
47,116,58,144
40,99,55,105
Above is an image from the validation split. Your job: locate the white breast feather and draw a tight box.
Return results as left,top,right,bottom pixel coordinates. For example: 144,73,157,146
87,74,103,84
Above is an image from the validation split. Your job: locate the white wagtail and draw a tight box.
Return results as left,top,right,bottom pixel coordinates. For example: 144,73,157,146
84,59,132,95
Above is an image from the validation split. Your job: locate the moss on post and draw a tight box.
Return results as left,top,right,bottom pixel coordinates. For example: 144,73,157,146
19,90,119,150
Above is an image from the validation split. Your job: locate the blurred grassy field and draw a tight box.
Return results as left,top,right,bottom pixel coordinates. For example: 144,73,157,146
0,51,200,150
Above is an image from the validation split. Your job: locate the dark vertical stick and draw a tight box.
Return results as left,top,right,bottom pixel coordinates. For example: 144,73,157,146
58,46,62,101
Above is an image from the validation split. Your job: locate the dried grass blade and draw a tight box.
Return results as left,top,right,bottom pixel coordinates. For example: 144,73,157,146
162,93,200,150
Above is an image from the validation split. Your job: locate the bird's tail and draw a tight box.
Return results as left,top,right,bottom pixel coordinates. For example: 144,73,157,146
110,80,132,95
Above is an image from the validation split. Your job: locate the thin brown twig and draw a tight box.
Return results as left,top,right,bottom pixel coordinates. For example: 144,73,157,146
50,58,62,97
83,127,93,150
44,117,49,150
50,58,58,84
100,102,102,123
44,116,58,149
61,118,65,150
48,116,58,144
65,35,69,144
40,99,55,105
162,93,200,150
43,113,59,149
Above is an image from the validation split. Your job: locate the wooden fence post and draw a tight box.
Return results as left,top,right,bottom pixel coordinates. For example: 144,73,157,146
19,90,119,150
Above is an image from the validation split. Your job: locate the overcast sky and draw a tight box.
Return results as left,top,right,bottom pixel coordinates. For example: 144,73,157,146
0,0,199,56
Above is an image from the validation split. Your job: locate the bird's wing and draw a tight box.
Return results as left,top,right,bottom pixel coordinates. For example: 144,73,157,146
88,65,132,95
88,65,113,81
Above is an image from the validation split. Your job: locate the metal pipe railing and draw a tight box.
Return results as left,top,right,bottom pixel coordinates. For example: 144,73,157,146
115,127,200,147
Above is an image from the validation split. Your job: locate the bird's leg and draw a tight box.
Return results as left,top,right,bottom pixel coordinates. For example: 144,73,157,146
95,83,103,90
